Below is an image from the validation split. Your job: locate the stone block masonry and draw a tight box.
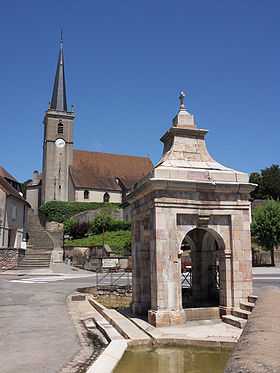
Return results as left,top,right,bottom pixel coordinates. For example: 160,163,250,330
127,92,256,327
0,248,24,270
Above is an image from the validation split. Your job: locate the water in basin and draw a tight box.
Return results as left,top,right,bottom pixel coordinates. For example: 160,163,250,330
114,345,231,373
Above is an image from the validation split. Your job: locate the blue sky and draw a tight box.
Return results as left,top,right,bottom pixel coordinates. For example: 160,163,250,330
0,1,279,181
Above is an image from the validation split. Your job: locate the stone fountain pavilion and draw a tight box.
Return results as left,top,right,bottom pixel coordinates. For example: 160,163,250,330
127,92,255,327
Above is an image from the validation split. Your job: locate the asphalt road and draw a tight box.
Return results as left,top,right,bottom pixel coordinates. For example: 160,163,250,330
253,267,280,296
0,267,279,373
0,272,101,373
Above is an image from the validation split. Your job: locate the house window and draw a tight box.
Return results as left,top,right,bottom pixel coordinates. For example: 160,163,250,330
84,190,89,200
58,121,64,134
103,192,110,203
12,205,17,221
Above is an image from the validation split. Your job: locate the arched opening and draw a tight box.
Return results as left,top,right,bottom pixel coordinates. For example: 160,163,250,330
57,121,64,134
103,192,110,203
181,228,225,309
84,190,89,200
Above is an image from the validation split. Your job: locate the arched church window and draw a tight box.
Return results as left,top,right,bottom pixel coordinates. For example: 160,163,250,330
58,121,64,134
84,190,89,200
103,192,110,203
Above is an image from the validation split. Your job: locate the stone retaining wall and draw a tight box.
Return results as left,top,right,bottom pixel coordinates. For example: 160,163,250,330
0,248,25,270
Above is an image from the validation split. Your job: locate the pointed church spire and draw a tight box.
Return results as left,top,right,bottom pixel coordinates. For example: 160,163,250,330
50,33,68,112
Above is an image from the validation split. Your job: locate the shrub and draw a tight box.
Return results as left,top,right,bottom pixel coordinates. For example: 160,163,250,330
90,214,113,234
63,218,76,235
39,201,119,223
89,213,131,235
69,221,90,239
65,230,131,256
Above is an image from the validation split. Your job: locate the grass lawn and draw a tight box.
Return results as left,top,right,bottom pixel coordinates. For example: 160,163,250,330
65,230,131,256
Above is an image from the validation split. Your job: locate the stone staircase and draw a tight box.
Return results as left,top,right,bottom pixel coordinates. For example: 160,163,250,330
18,211,54,269
222,295,258,328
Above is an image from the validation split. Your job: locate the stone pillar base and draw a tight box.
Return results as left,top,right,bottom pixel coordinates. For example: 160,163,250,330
219,305,233,316
51,250,63,263
148,309,186,327
132,302,149,316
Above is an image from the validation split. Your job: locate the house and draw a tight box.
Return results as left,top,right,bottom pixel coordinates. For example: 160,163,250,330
0,166,29,249
0,166,29,269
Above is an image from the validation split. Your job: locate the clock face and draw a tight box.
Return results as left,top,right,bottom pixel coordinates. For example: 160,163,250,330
55,138,66,148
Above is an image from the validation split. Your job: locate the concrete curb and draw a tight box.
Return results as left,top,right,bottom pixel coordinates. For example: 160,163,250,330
84,296,238,373
60,293,96,373
86,340,128,373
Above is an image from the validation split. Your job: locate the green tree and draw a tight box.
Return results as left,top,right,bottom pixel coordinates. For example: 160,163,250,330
249,172,263,200
250,164,280,200
261,165,280,200
251,200,280,266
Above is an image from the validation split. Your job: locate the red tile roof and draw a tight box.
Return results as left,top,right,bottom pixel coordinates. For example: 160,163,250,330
70,150,153,191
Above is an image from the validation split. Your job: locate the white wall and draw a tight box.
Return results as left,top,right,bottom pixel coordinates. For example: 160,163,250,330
0,193,27,249
0,189,6,247
75,189,122,203
26,186,40,212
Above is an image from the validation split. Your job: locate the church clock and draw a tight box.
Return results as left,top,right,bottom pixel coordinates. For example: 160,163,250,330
55,138,66,148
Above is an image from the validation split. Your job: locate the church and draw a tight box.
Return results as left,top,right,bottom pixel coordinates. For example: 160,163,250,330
26,40,153,211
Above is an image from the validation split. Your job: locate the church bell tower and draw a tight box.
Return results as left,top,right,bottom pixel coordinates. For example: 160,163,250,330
41,37,75,203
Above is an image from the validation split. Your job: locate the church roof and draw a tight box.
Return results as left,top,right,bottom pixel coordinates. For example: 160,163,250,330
50,37,68,112
70,150,153,191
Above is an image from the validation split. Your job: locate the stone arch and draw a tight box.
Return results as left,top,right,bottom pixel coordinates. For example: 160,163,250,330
180,227,227,309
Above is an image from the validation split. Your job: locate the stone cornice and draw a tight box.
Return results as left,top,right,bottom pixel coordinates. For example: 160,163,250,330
127,177,256,203
44,109,75,120
160,126,208,143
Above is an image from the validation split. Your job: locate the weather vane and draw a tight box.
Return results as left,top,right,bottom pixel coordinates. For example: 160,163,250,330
60,28,63,45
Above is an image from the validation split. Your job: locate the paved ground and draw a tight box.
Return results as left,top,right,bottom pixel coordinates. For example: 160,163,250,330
0,265,279,373
152,318,242,343
253,266,280,295
225,287,280,373
0,265,113,373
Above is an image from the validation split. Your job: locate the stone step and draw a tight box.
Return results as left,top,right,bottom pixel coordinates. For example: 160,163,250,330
232,308,251,320
21,256,50,259
248,295,258,304
26,248,51,251
240,301,255,312
22,253,51,257
20,263,50,266
20,257,49,260
222,315,247,329
29,247,53,251
20,256,50,261
21,258,50,262
25,210,53,269
17,263,49,269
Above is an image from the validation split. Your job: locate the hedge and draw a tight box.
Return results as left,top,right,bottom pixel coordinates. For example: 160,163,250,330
39,201,119,223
